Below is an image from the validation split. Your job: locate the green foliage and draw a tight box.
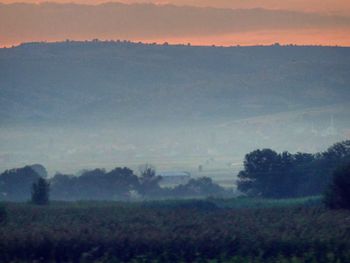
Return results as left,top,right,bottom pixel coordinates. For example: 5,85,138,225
324,163,350,209
31,177,50,205
0,201,349,262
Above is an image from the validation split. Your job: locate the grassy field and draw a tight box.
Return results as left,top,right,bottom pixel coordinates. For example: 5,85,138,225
0,197,349,262
211,196,322,209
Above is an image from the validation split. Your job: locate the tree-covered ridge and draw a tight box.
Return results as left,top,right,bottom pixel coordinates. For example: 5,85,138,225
1,42,349,125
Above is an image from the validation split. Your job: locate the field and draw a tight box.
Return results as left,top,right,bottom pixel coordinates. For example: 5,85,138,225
0,198,350,263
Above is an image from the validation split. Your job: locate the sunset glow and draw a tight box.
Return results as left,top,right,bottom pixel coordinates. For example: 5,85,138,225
139,29,350,47
1,1,350,47
1,0,350,14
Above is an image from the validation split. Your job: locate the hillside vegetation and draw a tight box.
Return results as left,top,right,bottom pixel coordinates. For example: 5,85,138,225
1,41,350,125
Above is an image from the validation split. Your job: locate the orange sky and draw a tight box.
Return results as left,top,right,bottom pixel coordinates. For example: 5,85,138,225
1,0,350,14
1,1,350,47
143,29,350,47
5,30,350,48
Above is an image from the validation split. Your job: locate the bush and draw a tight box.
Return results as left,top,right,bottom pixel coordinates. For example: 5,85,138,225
324,163,350,209
31,177,50,205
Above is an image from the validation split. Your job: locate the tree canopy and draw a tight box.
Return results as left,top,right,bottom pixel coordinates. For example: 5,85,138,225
31,177,50,205
324,163,350,209
237,140,350,198
0,166,41,201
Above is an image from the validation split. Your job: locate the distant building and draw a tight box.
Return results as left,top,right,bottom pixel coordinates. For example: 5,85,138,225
158,171,191,185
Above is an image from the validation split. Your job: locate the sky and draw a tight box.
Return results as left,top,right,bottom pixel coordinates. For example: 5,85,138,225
1,1,350,47
1,0,350,14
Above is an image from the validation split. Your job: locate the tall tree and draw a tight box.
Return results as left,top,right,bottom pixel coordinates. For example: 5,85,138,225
237,149,282,197
31,177,50,205
324,163,350,209
138,164,162,197
0,166,41,201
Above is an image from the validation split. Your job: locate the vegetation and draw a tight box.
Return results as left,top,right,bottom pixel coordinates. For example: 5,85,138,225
0,166,40,201
0,141,349,202
0,199,349,262
0,165,228,202
31,177,50,205
237,140,350,198
0,204,6,224
0,142,348,261
51,167,140,201
138,164,162,198
324,163,350,209
210,196,322,209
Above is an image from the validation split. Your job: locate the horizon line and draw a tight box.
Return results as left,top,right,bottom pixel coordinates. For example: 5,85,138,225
2,39,350,49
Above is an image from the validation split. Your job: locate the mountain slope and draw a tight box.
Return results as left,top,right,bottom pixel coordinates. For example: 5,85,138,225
0,41,349,173
1,41,350,124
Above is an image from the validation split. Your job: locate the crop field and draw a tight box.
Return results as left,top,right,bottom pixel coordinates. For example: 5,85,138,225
0,198,349,263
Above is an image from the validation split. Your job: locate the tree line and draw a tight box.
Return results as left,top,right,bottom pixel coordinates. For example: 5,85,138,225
0,140,349,203
0,164,230,202
237,140,350,199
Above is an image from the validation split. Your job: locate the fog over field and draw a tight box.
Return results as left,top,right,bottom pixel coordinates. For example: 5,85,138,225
0,41,349,176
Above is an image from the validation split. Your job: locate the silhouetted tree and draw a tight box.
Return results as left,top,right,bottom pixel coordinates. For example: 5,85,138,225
171,177,226,198
31,177,50,205
323,140,350,162
105,167,140,199
302,140,350,196
237,141,350,198
0,166,41,201
50,167,140,201
237,149,315,198
324,163,350,209
237,149,283,198
138,164,162,197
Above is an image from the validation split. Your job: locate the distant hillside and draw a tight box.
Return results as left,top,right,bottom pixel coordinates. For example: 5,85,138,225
1,41,350,125
0,41,349,173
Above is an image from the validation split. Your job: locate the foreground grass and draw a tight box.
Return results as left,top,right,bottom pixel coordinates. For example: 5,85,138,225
211,196,322,209
0,198,349,262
